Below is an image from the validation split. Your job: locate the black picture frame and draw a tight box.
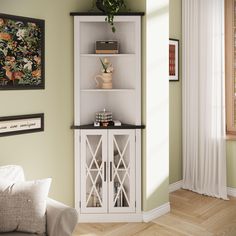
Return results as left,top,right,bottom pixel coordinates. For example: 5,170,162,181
169,38,179,82
0,113,44,137
0,13,45,90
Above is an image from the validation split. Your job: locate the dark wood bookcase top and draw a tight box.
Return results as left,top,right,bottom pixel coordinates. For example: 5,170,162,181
70,12,145,16
71,124,145,130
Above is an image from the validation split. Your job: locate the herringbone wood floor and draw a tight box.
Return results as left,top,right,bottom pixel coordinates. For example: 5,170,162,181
73,189,236,236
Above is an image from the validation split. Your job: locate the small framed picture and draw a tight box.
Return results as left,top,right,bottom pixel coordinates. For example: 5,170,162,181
0,113,44,137
169,39,179,81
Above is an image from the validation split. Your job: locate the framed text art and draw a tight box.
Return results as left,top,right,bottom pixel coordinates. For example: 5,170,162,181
0,13,45,90
0,113,44,137
169,39,179,81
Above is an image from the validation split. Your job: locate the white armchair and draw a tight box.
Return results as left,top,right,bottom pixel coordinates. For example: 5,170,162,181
0,165,78,236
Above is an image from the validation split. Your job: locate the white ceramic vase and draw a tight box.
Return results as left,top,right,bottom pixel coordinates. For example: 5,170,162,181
95,72,113,89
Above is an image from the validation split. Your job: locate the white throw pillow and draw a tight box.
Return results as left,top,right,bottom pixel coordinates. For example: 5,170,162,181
0,165,25,182
0,178,51,234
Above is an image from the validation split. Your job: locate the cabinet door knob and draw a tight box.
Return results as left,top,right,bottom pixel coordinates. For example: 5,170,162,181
110,161,112,182
104,162,107,182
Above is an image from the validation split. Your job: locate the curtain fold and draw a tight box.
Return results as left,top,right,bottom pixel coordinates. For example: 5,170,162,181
182,0,228,199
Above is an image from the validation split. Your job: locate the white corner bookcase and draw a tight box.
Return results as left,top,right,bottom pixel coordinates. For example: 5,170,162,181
71,12,144,222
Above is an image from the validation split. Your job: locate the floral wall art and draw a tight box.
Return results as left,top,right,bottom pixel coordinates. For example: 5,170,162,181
0,14,45,89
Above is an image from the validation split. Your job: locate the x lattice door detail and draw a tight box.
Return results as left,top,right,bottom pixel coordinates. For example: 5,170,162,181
85,136,103,208
112,135,131,207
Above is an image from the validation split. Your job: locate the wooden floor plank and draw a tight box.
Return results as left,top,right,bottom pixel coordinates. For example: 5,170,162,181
153,213,214,236
73,190,236,236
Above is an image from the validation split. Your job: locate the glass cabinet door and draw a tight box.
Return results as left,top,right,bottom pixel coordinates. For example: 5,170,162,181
80,130,107,213
108,130,136,213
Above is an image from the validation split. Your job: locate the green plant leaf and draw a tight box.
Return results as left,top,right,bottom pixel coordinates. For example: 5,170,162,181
100,0,126,33
99,58,107,72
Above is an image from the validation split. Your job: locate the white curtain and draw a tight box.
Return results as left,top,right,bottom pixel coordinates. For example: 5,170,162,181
182,0,228,199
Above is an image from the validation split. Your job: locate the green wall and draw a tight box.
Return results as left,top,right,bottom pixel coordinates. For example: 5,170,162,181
144,0,169,211
227,142,236,188
169,0,182,184
127,0,170,211
0,0,92,206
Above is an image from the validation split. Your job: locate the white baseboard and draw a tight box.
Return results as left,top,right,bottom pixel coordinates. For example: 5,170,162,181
169,180,236,198
227,187,236,197
143,202,170,222
169,180,183,193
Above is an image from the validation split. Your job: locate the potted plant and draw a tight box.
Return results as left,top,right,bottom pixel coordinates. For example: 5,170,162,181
95,0,126,33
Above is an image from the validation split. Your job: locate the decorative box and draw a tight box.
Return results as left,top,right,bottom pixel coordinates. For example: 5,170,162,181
95,40,119,54
95,109,112,126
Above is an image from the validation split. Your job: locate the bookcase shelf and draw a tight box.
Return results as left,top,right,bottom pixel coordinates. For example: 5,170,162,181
80,54,135,57
71,124,145,130
72,14,142,222
80,89,135,92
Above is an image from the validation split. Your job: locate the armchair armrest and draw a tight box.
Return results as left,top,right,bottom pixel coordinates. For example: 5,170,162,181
46,198,78,236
